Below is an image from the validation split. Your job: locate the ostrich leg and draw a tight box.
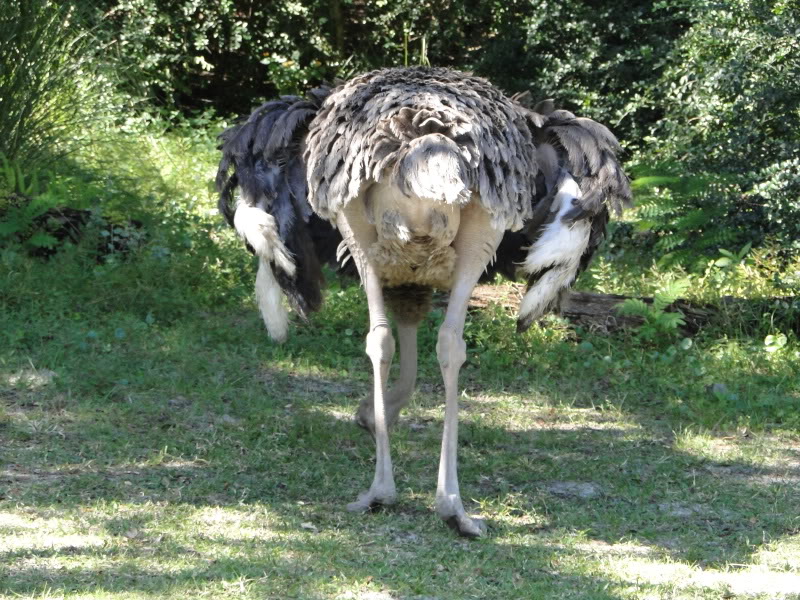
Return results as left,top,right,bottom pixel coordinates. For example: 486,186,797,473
338,205,397,512
436,200,503,537
355,320,419,434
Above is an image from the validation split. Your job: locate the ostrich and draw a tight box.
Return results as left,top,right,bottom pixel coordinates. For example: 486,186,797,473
217,67,630,537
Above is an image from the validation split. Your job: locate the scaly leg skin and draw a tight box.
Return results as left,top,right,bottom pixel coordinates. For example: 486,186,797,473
435,200,503,537
338,206,397,512
355,320,418,435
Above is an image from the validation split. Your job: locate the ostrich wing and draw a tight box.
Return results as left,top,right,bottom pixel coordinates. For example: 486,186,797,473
483,103,632,331
217,88,342,339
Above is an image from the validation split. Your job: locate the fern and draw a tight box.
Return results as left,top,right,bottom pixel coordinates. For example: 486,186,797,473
696,228,737,249
657,249,702,270
0,194,56,244
0,154,59,250
26,231,58,249
653,279,690,311
617,278,690,343
655,233,687,252
617,298,649,318
635,197,680,220
0,153,41,196
672,208,716,231
628,167,752,265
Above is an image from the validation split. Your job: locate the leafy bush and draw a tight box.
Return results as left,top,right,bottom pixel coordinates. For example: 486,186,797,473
0,0,136,259
634,0,800,259
0,1,120,165
88,0,344,112
87,0,686,133
472,1,690,142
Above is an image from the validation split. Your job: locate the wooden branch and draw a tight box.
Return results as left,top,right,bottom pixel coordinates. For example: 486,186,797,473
465,284,799,335
560,291,711,334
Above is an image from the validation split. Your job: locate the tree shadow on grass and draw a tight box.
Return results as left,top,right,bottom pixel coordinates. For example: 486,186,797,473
4,369,799,554
1,492,627,599
2,310,799,598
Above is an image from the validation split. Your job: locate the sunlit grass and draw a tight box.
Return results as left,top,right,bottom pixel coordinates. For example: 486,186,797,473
2,124,799,599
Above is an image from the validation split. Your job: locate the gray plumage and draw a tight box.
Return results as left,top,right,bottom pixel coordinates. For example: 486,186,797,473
305,66,629,233
305,67,539,231
216,67,632,536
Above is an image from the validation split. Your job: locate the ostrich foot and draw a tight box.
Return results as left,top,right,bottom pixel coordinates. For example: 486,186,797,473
437,494,487,538
444,513,487,538
355,388,410,435
346,483,397,513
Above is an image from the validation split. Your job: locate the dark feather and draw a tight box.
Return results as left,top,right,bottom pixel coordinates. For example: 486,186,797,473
550,124,603,175
264,106,317,159
485,93,631,325
578,206,610,276
533,99,555,115
216,86,334,318
252,106,289,156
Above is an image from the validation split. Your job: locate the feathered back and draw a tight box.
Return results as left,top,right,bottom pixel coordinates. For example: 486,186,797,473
526,99,632,219
216,67,631,339
216,87,336,320
304,67,540,231
304,67,630,232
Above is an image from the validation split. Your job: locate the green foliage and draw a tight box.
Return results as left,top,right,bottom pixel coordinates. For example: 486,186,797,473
85,0,686,131
0,155,57,251
764,332,788,353
0,198,57,252
472,1,689,142
0,0,138,256
617,278,691,343
713,243,752,270
628,172,737,268
1,114,253,328
0,154,42,197
0,1,121,165
85,0,799,262
88,0,345,111
634,0,800,257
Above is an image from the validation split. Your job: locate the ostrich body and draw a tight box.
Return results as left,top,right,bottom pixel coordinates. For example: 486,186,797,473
217,67,631,536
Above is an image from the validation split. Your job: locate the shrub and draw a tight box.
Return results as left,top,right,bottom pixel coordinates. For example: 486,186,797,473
87,0,686,134
0,1,120,165
634,0,800,260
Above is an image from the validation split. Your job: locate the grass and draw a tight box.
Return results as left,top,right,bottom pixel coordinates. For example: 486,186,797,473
1,124,800,599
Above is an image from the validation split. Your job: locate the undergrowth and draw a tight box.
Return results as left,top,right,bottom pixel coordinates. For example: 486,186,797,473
2,115,799,437
1,115,799,600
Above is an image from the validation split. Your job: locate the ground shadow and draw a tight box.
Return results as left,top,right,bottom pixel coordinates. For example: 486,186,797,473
2,301,799,598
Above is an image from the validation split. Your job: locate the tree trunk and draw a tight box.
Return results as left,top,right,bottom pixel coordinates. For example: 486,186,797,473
329,0,345,58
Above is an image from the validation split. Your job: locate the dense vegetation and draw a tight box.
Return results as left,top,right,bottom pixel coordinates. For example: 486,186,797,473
2,1,799,597
3,0,799,262
1,0,798,418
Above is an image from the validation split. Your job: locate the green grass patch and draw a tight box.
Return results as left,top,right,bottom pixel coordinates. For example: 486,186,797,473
2,124,799,599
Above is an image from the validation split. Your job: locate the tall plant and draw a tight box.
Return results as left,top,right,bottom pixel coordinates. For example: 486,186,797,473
0,0,116,165
634,0,800,259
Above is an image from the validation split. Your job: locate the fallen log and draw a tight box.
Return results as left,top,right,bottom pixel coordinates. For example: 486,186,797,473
561,291,711,334
466,284,799,335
